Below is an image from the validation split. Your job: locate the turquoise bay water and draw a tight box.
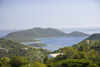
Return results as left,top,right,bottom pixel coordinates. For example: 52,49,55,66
22,37,88,51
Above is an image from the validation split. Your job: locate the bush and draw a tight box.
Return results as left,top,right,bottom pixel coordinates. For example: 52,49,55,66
10,56,28,67
47,59,96,67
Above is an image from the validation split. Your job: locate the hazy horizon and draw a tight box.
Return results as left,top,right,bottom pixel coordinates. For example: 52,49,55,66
0,0,100,30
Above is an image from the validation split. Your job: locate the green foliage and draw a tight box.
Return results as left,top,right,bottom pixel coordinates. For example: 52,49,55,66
0,38,25,49
54,47,81,59
0,49,7,57
47,40,100,67
0,38,50,62
7,48,26,57
80,52,87,58
73,40,100,52
0,34,100,67
10,56,28,67
0,57,10,67
0,57,47,67
47,59,96,67
23,62,47,67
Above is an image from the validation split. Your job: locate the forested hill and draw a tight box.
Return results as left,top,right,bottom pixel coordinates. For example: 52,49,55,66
4,27,89,42
0,38,25,49
86,33,100,40
67,31,89,37
73,34,100,51
4,28,67,41
45,34,100,67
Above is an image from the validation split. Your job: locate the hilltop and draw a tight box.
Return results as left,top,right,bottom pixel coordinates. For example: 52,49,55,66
67,31,89,37
4,28,67,41
4,27,89,42
86,33,100,40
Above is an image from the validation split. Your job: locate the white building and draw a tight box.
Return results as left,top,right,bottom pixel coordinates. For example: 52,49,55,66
0,47,5,50
21,48,28,50
48,53,63,59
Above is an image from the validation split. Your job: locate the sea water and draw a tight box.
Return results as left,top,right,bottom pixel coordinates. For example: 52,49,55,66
22,36,88,51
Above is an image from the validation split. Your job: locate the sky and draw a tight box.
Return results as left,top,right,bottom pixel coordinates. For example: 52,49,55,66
0,0,100,30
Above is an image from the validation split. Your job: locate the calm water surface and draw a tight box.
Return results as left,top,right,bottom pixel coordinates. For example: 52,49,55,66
22,37,88,51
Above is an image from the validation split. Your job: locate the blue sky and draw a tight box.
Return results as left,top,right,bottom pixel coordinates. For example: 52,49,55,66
0,0,100,30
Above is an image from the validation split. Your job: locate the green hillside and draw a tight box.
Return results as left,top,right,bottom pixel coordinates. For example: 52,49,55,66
4,28,67,41
86,33,100,40
4,28,89,42
67,31,89,37
46,34,100,67
0,34,100,67
0,38,50,67
0,38,25,49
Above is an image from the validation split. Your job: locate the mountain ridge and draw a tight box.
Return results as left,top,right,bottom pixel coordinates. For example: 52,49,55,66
85,33,100,40
4,27,89,42
67,31,89,37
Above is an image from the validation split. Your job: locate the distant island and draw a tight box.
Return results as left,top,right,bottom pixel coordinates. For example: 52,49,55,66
67,31,89,37
4,27,89,42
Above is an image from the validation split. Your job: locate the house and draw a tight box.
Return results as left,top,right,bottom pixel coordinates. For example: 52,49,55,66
21,48,28,50
0,47,5,50
48,53,63,59
0,47,6,50
0,47,8,51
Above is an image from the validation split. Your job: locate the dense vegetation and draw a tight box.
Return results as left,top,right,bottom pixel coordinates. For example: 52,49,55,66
0,38,25,49
46,36,100,67
0,56,47,67
0,34,100,67
0,38,50,67
1,40,99,67
47,59,98,67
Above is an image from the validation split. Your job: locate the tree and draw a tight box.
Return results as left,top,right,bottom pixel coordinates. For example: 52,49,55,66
47,59,92,67
80,52,87,58
10,56,28,67
0,57,10,67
